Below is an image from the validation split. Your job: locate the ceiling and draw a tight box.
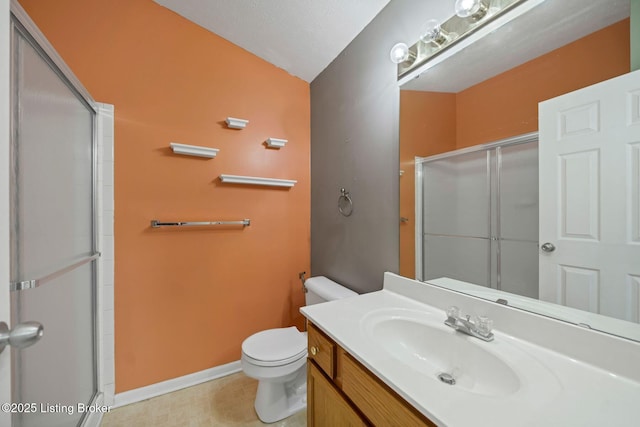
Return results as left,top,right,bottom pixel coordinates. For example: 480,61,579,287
153,0,391,83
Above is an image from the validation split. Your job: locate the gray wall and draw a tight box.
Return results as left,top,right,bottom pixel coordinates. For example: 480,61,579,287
310,0,450,293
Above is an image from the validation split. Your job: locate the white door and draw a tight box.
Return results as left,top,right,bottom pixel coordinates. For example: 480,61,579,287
539,69,640,322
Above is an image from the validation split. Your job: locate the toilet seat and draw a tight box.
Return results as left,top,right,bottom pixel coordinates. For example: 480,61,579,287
242,327,307,367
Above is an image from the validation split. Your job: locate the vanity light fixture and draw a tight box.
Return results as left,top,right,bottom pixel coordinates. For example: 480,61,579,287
419,19,450,46
225,117,249,129
455,0,489,21
393,0,544,81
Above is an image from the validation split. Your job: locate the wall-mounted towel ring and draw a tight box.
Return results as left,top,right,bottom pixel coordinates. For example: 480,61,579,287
338,188,353,217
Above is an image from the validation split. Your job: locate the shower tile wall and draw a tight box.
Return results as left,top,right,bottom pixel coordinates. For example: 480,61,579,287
97,103,115,405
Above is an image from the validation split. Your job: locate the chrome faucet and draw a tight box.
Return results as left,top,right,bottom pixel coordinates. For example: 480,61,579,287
444,306,494,342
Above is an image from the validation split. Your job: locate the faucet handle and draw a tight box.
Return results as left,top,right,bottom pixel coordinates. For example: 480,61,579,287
446,306,460,319
474,315,493,337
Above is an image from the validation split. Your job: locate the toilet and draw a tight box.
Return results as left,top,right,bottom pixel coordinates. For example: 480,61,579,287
241,276,357,423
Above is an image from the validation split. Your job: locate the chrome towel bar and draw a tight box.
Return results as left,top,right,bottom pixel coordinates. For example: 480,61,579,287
150,219,251,228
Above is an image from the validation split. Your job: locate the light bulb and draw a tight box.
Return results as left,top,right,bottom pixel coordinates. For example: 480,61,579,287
389,42,410,64
419,19,449,45
455,0,488,20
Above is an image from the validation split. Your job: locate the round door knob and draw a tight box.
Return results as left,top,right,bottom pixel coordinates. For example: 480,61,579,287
541,242,556,253
310,346,318,356
0,321,44,354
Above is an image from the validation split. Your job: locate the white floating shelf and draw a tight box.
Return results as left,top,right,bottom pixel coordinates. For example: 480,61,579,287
225,117,249,129
266,138,288,148
219,174,297,187
170,142,219,158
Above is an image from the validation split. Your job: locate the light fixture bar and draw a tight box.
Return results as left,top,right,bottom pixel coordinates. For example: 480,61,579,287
397,0,538,81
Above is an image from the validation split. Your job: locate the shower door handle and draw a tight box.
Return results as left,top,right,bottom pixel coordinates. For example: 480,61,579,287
0,321,44,354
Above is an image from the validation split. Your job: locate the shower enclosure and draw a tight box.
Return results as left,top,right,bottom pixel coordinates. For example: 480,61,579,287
3,8,100,427
416,133,539,298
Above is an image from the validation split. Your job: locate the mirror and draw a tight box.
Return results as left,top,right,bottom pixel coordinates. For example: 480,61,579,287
399,0,639,340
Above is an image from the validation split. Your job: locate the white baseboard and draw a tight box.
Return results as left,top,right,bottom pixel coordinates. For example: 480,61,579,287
113,360,242,408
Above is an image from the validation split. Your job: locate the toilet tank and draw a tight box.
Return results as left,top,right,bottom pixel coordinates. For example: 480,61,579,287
304,276,357,306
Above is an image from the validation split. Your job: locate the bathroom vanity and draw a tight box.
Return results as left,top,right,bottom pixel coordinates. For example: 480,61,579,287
307,322,434,426
301,273,640,427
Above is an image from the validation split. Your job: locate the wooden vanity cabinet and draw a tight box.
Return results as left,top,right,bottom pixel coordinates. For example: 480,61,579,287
308,319,336,377
307,323,436,427
307,362,368,427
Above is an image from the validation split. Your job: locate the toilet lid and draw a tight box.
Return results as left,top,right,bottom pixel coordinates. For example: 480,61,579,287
242,327,307,363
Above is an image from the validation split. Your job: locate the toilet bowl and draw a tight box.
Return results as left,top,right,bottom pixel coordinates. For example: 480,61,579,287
241,327,308,423
241,276,357,423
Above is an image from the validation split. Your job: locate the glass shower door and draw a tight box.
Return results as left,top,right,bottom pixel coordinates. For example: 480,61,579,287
422,150,492,286
10,20,97,427
418,137,539,298
498,142,539,298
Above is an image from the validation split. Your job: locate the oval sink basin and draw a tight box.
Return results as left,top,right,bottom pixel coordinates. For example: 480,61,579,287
362,309,522,397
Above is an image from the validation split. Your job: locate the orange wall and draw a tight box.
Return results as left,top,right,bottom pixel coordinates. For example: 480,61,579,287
400,19,630,276
399,91,456,278
456,19,630,148
20,0,310,392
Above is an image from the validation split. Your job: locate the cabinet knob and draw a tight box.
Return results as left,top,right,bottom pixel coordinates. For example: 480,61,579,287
310,346,318,356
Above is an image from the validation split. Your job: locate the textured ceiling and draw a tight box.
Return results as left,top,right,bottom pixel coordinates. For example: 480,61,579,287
153,0,391,82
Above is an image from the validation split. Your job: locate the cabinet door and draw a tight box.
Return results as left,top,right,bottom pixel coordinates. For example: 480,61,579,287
339,351,435,427
308,323,336,377
308,361,368,427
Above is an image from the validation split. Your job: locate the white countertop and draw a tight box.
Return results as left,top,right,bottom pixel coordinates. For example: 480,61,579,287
301,276,640,427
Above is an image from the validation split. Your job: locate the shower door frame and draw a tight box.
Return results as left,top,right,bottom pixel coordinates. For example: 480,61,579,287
1,1,110,426
0,0,12,422
415,131,539,286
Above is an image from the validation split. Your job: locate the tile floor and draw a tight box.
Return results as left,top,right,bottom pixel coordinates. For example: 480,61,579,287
100,372,306,427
